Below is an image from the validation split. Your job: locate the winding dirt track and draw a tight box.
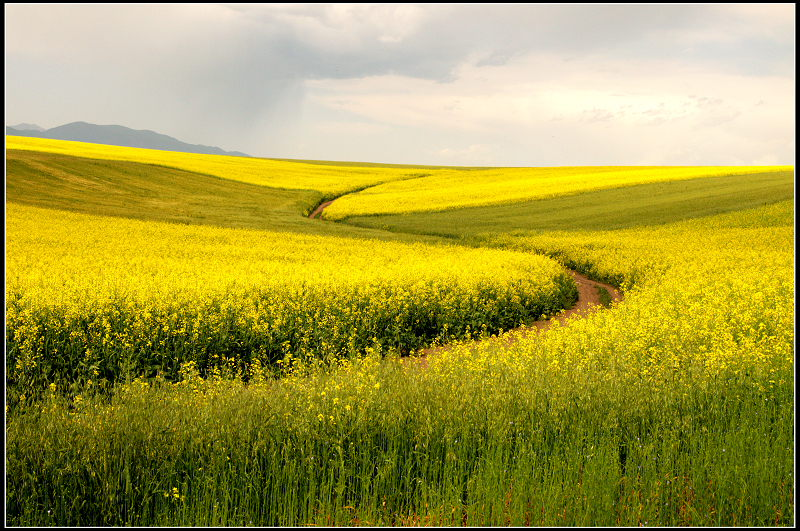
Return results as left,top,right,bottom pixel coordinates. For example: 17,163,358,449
404,270,622,369
308,201,333,219
309,199,623,368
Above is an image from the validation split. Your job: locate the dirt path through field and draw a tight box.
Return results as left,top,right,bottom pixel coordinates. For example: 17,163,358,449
402,270,622,369
309,198,623,368
308,200,333,219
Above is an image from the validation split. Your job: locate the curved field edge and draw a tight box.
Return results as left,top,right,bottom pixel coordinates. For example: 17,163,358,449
5,203,577,393
4,149,450,243
6,200,793,527
6,136,450,206
5,149,325,230
337,170,795,236
484,199,794,292
322,165,793,219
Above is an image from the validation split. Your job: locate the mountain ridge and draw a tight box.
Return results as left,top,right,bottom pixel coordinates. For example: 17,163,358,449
9,123,46,132
6,121,250,157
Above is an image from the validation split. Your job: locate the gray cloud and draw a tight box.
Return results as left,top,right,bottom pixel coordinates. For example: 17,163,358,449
5,4,794,164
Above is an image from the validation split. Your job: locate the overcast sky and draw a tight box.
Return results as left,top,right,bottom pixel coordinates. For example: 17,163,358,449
5,4,795,166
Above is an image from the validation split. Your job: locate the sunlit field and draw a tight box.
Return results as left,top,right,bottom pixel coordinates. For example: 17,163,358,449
6,136,453,208
6,202,574,395
322,165,793,219
340,170,795,236
5,139,794,526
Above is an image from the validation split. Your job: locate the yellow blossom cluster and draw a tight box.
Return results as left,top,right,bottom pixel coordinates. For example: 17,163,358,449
6,202,574,392
422,199,794,416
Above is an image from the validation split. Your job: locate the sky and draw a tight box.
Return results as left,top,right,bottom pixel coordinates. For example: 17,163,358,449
5,4,795,166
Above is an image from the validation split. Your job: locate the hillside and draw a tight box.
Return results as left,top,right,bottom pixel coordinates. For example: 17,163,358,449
6,121,250,157
4,147,442,243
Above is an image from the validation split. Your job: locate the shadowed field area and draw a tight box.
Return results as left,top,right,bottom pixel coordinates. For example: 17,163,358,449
5,149,439,241
6,149,318,230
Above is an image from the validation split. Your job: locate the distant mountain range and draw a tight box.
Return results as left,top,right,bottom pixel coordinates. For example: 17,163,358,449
10,123,46,132
6,121,251,157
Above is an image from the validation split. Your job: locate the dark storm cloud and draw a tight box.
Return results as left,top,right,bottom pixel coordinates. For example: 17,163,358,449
231,5,717,79
210,4,788,83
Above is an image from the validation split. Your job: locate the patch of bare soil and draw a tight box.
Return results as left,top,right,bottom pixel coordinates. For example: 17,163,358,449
308,200,333,219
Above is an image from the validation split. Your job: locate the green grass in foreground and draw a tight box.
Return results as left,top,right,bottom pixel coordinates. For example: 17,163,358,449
6,349,793,526
340,170,795,236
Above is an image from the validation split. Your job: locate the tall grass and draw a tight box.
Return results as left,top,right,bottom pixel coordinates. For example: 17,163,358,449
7,334,792,526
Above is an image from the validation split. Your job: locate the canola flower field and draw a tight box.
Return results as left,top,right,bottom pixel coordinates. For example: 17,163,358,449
6,202,574,395
322,164,793,219
5,138,794,526
6,136,450,211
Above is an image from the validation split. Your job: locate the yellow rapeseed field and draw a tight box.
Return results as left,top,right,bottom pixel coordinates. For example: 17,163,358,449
6,203,574,391
322,165,793,219
244,201,793,449
419,199,794,416
188,199,791,449
5,146,793,526
6,136,441,196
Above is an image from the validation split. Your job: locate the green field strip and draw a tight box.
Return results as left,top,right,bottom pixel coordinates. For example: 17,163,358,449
6,136,460,198
340,170,795,237
5,149,322,231
321,165,792,220
4,149,448,242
